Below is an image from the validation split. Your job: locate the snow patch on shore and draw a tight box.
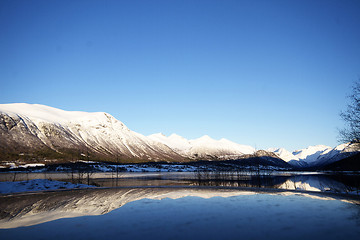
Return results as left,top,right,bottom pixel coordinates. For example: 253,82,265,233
0,179,94,194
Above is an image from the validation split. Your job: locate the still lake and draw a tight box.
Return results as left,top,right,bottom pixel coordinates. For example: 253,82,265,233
0,171,360,239
0,187,360,240
1,171,359,193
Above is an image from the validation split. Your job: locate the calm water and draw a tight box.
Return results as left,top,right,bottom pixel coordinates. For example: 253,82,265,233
1,171,359,194
0,187,360,240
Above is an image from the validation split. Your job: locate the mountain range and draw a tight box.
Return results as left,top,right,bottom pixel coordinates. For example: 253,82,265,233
268,143,359,168
0,103,358,169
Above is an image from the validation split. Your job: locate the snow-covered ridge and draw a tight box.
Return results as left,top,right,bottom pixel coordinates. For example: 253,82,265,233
1,103,357,166
268,145,332,163
0,103,110,124
268,143,359,167
267,148,295,162
148,133,255,158
0,103,181,161
0,103,256,162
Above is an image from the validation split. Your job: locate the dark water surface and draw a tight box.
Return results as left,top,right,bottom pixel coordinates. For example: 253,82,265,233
0,187,360,240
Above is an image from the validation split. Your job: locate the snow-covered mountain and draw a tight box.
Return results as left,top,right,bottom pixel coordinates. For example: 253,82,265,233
310,143,360,167
268,143,360,168
267,148,295,162
1,103,356,168
149,133,255,160
0,103,183,162
0,103,256,164
148,133,192,154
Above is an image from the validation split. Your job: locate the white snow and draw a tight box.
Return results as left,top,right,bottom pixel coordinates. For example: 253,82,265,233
0,103,110,125
292,145,333,163
18,163,45,168
149,133,192,155
188,135,255,157
267,148,295,162
1,103,73,123
149,133,255,158
267,144,357,167
0,179,94,194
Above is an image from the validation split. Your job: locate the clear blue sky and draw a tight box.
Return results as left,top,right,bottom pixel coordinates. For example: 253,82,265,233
1,0,360,151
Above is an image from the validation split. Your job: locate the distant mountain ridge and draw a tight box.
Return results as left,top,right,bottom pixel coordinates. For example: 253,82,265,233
0,103,263,166
148,133,255,160
0,103,358,169
267,143,360,168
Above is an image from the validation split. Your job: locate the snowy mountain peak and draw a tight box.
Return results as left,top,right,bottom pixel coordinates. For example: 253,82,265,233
150,133,166,138
0,103,185,162
291,145,332,164
292,145,332,155
147,133,256,158
169,133,185,139
219,138,235,144
268,143,360,167
0,103,113,124
267,148,295,162
194,135,214,142
0,103,131,133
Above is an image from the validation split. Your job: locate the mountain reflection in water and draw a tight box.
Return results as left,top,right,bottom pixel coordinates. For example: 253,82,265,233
0,187,360,240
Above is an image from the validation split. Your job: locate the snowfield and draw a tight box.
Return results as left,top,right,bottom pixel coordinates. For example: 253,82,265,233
0,179,94,194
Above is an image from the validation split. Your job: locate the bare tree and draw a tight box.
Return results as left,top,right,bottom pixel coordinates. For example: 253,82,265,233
339,80,360,144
